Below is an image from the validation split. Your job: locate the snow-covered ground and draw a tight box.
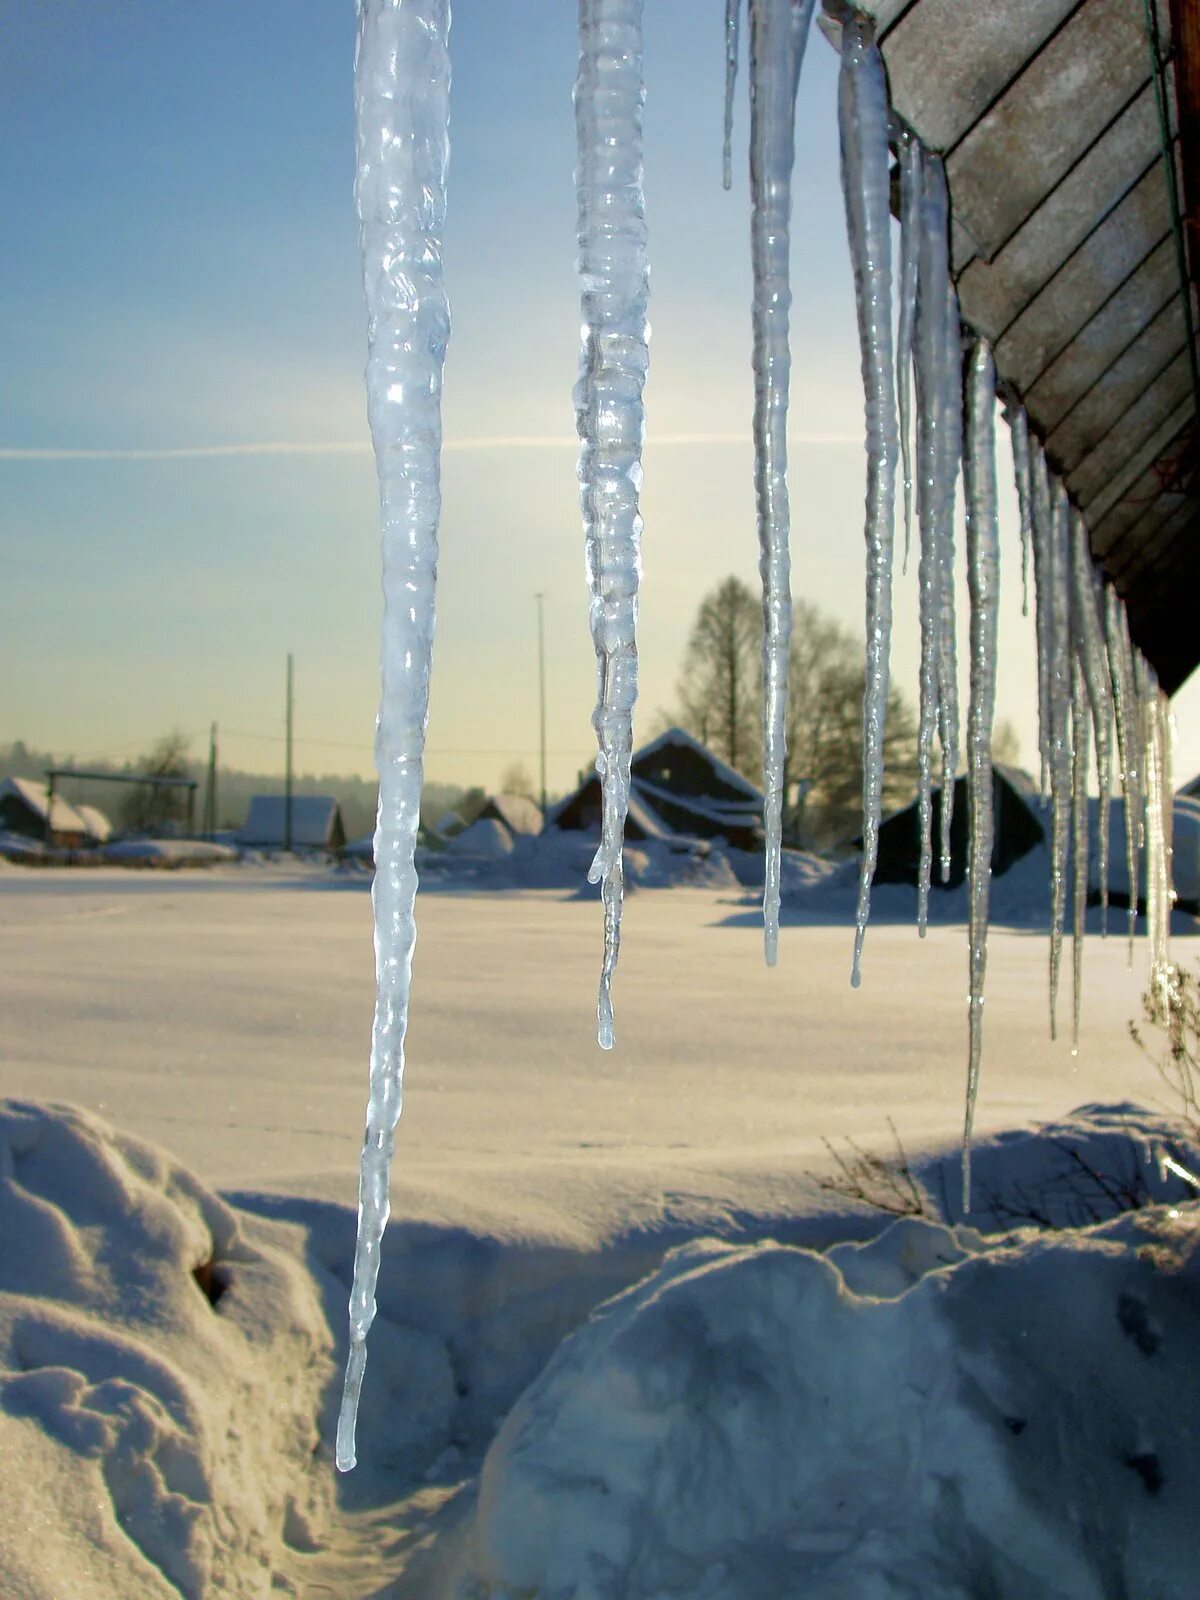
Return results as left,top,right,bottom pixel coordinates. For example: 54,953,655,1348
1,868,1197,1596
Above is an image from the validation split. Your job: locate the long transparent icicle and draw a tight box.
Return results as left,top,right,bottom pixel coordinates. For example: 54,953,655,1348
1029,442,1054,794
839,15,898,989
749,0,815,966
896,130,922,574
936,281,963,883
575,0,650,1049
723,0,741,190
338,0,451,1475
1139,658,1173,992
1070,651,1089,1053
1007,402,1032,619
912,155,949,934
1047,481,1073,1039
1070,515,1113,932
1104,584,1140,958
961,337,1000,1211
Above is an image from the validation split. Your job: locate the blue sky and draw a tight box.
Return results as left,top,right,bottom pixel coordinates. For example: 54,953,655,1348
2,1,1194,793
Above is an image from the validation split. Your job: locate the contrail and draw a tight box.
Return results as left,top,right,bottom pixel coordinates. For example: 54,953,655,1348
0,431,859,462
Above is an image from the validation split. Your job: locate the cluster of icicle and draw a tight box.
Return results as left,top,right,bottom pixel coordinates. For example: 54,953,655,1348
1015,400,1176,1062
337,0,1183,1459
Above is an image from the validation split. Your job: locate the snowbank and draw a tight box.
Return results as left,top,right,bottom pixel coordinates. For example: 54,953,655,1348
98,839,240,867
423,828,743,893
0,1102,333,1600
459,1201,1200,1599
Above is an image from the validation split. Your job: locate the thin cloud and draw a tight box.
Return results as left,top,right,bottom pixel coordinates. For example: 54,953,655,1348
0,430,859,462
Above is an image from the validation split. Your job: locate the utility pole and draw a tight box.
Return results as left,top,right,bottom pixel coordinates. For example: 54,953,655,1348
203,722,219,838
534,592,548,819
285,653,294,852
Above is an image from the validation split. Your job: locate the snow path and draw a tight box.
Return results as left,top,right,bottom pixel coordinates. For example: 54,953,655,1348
574,0,650,1049
839,15,898,990
748,0,816,966
341,0,451,1475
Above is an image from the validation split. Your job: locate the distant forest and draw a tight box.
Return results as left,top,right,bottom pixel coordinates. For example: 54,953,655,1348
0,739,477,842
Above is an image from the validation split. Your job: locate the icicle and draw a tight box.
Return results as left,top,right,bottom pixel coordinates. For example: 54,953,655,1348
960,337,1000,1212
911,153,949,935
575,0,650,1050
1070,651,1089,1054
723,0,741,191
1069,515,1113,938
1139,660,1175,996
1046,481,1073,1040
749,0,815,967
338,0,451,1476
839,14,898,990
896,130,922,576
1139,656,1169,990
1006,402,1033,619
1104,583,1140,960
1028,442,1054,795
936,281,962,883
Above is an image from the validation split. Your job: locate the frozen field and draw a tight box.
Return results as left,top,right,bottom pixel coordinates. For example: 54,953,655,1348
0,866,1176,1226
1,867,1198,1599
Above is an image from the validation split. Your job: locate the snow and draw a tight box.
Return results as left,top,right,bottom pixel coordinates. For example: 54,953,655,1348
0,1099,333,1600
99,838,240,867
443,816,516,860
2,872,1199,1595
460,1199,1200,1599
237,795,342,850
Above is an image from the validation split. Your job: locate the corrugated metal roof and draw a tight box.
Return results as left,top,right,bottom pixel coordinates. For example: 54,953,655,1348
848,0,1199,692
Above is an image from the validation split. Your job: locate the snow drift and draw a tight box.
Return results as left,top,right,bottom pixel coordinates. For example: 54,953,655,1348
0,1101,333,1600
458,1202,1200,1600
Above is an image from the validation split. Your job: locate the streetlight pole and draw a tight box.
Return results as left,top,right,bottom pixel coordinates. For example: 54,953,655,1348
534,592,548,819
285,653,294,852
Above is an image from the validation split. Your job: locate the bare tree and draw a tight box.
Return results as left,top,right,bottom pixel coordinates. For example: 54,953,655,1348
675,576,761,775
672,578,919,847
787,600,919,848
498,761,536,800
119,731,193,834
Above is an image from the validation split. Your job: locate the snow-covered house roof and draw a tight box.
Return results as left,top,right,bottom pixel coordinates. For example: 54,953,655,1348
477,793,544,836
631,727,763,806
73,803,112,844
0,777,98,842
549,728,764,852
238,795,346,850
